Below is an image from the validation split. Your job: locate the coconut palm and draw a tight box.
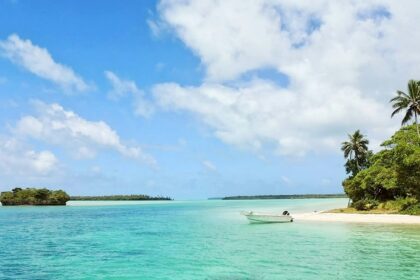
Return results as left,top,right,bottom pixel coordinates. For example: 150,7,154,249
390,79,420,137
341,130,370,174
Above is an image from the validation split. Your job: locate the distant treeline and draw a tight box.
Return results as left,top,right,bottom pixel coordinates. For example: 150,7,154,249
222,194,347,200
70,195,172,201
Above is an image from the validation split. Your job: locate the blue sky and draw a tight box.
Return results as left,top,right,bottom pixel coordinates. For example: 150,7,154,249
0,0,418,199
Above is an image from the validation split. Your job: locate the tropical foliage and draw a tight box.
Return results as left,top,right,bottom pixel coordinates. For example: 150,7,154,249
341,79,420,214
390,79,420,136
223,194,347,200
342,125,420,214
341,130,372,177
0,188,70,206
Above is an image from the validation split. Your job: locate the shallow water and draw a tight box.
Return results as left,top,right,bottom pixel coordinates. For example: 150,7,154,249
1,198,419,279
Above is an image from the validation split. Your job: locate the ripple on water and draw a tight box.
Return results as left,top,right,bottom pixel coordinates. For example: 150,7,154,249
0,198,419,279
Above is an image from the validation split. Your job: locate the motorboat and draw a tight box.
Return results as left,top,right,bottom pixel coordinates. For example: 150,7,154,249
241,210,293,223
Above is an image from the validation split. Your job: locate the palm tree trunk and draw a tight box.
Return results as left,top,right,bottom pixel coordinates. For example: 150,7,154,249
354,151,359,172
416,112,420,138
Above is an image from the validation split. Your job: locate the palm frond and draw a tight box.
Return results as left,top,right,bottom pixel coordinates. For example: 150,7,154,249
391,106,405,117
408,80,420,99
390,80,420,124
401,108,413,125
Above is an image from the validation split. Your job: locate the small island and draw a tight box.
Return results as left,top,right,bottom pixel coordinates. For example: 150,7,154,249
223,194,347,200
0,190,173,206
70,195,172,201
0,188,70,206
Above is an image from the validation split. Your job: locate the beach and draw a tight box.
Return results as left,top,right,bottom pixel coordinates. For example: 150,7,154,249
295,212,420,224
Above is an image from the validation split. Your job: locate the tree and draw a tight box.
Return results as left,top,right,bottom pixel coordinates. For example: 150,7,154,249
390,79,420,137
0,188,70,205
343,125,420,203
12,187,22,194
35,188,50,201
341,130,371,177
381,125,420,199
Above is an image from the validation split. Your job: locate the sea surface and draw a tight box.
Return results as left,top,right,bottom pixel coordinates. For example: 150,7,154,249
1,198,419,279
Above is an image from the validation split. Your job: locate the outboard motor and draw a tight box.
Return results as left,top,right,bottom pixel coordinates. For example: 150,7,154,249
282,210,290,216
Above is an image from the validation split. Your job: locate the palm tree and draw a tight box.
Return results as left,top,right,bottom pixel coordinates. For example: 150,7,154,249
390,79,420,137
341,130,369,174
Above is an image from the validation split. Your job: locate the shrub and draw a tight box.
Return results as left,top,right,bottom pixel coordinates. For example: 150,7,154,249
365,199,379,210
381,197,418,211
400,204,420,215
352,200,367,210
352,199,378,211
399,197,418,210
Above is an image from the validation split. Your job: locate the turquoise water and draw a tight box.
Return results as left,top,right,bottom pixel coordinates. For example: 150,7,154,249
1,198,419,279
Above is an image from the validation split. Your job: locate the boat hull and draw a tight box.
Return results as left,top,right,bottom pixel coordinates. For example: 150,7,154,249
242,212,293,223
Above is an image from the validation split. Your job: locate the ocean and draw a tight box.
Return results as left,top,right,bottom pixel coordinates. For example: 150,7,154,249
1,198,419,279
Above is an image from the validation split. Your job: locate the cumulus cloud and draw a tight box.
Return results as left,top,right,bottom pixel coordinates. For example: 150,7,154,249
151,0,420,155
0,34,91,92
154,80,391,155
0,138,57,176
15,102,156,165
155,0,290,82
105,71,154,117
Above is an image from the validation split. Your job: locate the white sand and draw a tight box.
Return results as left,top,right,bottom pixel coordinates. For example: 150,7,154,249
294,212,420,225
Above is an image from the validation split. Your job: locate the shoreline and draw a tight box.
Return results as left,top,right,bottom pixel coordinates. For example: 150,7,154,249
294,212,420,225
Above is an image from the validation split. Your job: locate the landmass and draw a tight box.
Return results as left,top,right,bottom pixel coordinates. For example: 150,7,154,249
327,88,420,218
70,195,172,201
338,123,420,216
0,189,172,206
223,194,347,200
0,188,70,206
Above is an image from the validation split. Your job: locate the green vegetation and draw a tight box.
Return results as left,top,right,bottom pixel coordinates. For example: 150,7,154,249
223,194,347,200
341,130,372,177
70,195,172,201
0,188,70,206
0,190,172,205
327,208,398,214
342,125,420,215
329,198,419,215
390,79,420,137
341,80,420,215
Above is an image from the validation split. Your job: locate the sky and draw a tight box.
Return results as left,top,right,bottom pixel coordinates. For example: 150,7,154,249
0,0,419,199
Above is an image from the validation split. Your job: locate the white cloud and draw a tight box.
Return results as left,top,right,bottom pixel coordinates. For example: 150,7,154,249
15,101,156,165
154,80,390,155
202,160,217,172
156,0,289,82
152,0,420,155
0,138,57,176
105,71,154,117
0,34,91,92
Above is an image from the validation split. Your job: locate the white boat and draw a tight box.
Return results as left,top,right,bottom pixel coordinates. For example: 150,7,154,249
241,210,293,223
